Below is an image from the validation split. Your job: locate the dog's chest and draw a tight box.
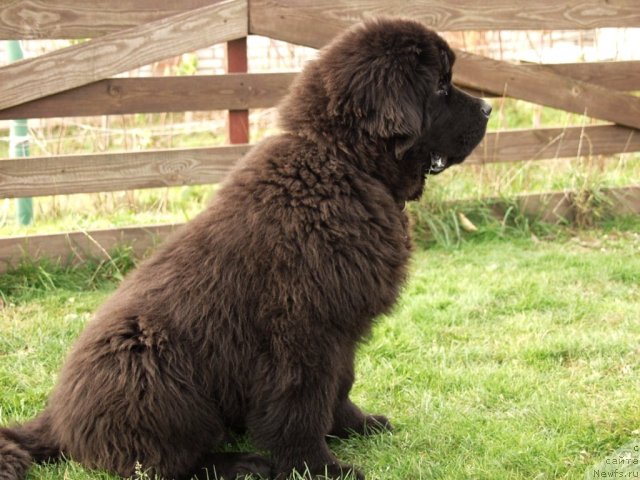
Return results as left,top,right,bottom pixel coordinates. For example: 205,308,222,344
320,206,411,327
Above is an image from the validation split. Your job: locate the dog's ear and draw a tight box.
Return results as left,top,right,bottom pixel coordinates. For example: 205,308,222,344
322,48,425,146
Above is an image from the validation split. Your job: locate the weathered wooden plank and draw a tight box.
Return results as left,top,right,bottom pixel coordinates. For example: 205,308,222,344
524,61,640,92
453,51,640,130
2,185,639,271
1,125,637,199
0,145,250,198
0,0,248,111
468,124,640,164
1,61,637,120
249,0,640,41
485,186,640,224
0,224,181,272
470,61,640,94
0,1,219,40
250,12,640,128
602,185,640,216
0,73,296,120
2,0,639,40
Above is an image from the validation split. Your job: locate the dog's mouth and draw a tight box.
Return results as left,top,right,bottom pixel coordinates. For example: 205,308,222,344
429,152,447,173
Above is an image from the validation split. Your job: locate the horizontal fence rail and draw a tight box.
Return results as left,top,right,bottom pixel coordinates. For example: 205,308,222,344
2,186,639,272
0,224,181,272
1,61,638,120
0,73,296,120
3,0,639,40
1,125,637,199
249,0,640,43
0,146,250,198
0,1,221,39
469,124,640,165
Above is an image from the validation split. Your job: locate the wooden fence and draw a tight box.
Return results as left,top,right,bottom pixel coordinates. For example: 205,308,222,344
1,0,639,270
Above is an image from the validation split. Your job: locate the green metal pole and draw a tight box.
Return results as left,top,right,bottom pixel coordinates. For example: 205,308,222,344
7,40,32,226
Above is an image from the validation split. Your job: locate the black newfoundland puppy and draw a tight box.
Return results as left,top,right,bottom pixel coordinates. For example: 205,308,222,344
0,18,490,480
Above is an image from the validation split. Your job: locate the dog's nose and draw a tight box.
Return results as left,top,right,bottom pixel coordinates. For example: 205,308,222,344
480,100,492,118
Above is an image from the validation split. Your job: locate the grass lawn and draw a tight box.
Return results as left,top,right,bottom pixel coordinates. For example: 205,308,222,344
1,220,639,479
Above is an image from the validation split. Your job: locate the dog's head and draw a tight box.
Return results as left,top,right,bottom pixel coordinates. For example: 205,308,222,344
279,18,491,201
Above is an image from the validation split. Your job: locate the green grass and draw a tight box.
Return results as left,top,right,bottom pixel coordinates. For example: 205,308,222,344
1,217,639,479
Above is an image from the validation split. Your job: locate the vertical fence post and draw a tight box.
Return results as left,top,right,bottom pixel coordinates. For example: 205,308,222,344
226,37,249,144
6,40,32,226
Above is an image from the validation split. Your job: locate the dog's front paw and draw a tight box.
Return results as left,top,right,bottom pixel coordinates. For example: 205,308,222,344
306,463,364,480
275,462,364,480
362,414,393,435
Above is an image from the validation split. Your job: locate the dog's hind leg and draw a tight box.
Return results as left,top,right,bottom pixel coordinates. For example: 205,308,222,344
247,367,364,480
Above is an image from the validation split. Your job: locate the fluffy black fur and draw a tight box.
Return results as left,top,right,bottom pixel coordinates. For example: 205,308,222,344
0,18,489,480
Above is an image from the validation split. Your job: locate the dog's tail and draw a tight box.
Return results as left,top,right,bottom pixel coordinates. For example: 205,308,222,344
0,412,60,480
